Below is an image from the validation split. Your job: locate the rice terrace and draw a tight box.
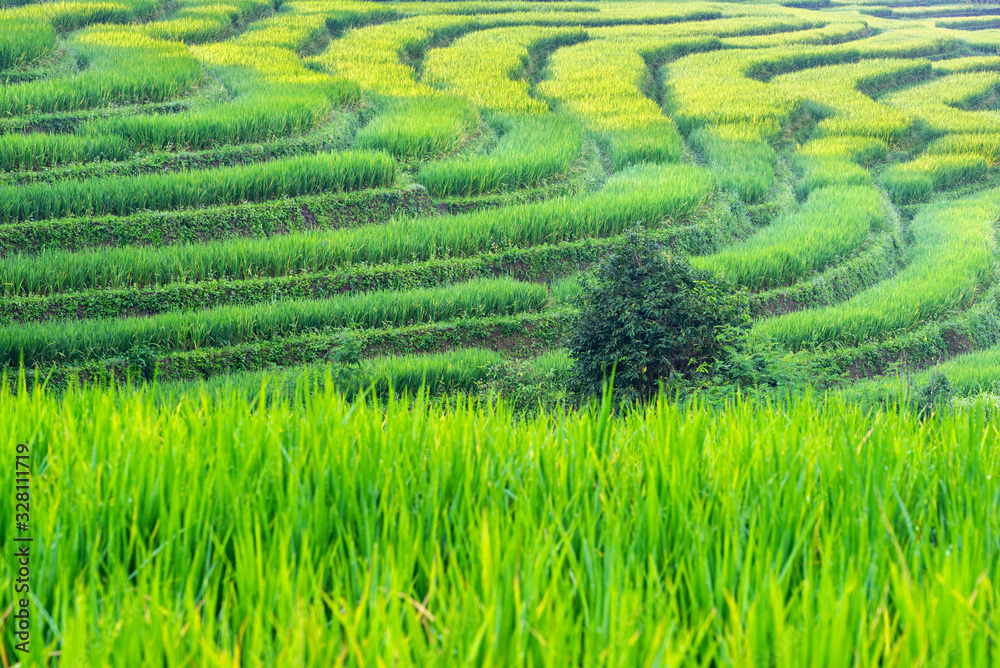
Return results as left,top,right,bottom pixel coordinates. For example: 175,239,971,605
4,0,1000,663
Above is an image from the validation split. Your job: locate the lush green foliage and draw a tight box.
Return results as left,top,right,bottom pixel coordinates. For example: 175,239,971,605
568,228,750,401
3,384,999,663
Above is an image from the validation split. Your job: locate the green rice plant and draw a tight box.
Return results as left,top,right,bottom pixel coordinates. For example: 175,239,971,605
0,17,55,69
156,348,506,402
232,1,330,52
855,344,1000,402
770,59,928,141
755,189,998,349
3,0,161,32
1,384,998,663
422,25,585,114
142,0,272,44
416,114,583,196
931,55,1000,74
0,151,395,223
881,70,1000,137
0,278,546,365
879,152,989,204
665,31,957,133
791,137,887,196
0,132,131,171
688,123,777,203
538,36,688,167
81,43,361,151
0,27,202,116
936,15,1000,30
0,163,713,295
355,94,480,158
926,133,1000,163
310,14,475,96
694,186,885,290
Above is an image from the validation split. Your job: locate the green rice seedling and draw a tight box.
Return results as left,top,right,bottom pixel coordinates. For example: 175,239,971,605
0,278,546,365
853,344,1000,403
688,124,777,203
0,27,203,116
694,186,885,290
0,132,131,171
0,163,713,295
355,94,480,158
755,188,998,349
926,133,1000,163
416,114,583,196
538,36,689,167
422,25,585,114
770,59,928,141
0,151,395,223
881,70,1000,137
1,384,999,663
879,152,989,204
0,17,55,68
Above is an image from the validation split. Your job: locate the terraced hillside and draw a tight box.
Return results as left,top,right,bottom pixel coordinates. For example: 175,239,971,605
3,0,1000,395
5,0,1000,663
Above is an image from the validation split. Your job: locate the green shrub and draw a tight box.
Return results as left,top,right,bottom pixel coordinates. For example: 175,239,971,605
567,227,750,402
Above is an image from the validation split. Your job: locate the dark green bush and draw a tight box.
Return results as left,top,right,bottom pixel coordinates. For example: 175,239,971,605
567,226,751,402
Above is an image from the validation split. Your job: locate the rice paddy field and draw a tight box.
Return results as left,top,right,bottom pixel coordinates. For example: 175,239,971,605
2,0,1000,664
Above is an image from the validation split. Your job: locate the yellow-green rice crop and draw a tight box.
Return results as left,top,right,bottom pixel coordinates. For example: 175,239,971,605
688,123,777,203
355,94,480,158
756,188,999,349
0,151,395,223
0,27,202,116
0,278,547,365
927,133,1000,163
879,152,990,204
0,164,713,295
422,25,585,114
880,70,1000,136
1,385,998,663
694,186,885,290
538,35,689,167
0,133,131,171
770,59,927,141
416,114,583,196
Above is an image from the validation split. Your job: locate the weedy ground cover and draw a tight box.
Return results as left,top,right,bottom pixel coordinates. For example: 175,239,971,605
0,277,547,365
756,189,999,349
1,386,997,664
